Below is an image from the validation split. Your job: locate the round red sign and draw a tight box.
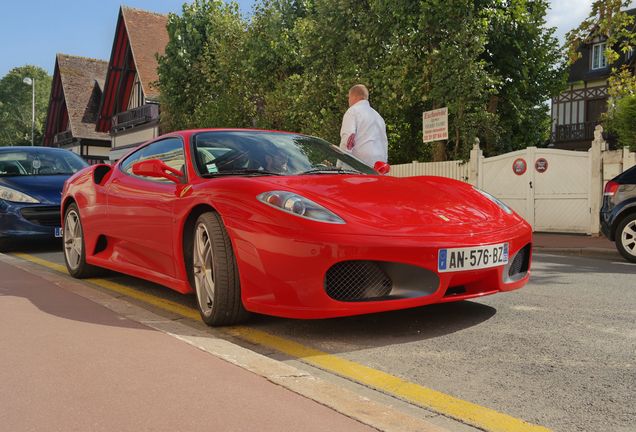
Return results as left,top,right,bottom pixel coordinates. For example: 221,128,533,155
535,158,548,173
512,158,527,176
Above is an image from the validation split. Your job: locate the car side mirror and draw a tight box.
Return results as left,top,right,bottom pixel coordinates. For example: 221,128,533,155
374,161,390,175
132,159,184,184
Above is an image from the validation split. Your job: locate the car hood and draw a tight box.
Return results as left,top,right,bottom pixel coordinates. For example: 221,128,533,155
0,175,68,205
256,174,524,236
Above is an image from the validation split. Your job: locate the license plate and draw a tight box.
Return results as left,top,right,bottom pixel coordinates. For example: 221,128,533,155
438,243,508,273
54,227,63,238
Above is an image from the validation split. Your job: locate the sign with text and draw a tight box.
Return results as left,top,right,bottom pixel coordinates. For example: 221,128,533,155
423,107,448,143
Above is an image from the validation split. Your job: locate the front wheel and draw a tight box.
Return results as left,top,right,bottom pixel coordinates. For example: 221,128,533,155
615,214,636,263
63,203,100,278
191,212,249,326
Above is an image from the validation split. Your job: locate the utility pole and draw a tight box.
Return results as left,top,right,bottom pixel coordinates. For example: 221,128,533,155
23,77,35,146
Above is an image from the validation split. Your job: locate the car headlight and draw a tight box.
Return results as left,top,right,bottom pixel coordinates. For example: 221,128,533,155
257,191,345,224
0,185,40,203
473,187,512,215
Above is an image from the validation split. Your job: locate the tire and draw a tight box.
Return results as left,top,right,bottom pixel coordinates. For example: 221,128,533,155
191,211,249,326
615,213,636,264
63,203,100,278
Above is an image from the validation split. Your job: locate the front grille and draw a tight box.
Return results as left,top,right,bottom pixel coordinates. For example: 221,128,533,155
508,244,531,278
20,206,61,227
325,261,393,302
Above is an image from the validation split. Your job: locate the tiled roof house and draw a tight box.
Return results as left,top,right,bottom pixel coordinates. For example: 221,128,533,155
43,54,110,163
96,6,170,161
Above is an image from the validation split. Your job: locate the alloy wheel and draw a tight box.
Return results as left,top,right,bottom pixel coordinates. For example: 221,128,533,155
193,223,215,317
621,219,636,256
64,210,82,271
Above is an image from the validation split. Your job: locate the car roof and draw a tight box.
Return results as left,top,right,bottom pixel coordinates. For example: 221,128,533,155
181,128,301,136
0,146,70,152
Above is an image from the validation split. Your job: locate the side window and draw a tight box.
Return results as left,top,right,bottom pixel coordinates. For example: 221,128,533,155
120,149,144,175
121,138,186,182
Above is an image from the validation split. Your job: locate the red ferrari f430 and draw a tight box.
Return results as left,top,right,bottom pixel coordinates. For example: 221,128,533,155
61,129,532,325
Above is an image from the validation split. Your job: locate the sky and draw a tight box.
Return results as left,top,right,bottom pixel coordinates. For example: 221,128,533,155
1,0,636,78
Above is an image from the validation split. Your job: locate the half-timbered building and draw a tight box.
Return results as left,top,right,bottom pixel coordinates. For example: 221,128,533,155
96,6,169,161
43,54,110,164
551,8,636,151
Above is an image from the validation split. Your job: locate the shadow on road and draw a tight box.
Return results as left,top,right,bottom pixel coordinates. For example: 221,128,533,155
0,258,148,331
242,301,497,354
531,253,636,286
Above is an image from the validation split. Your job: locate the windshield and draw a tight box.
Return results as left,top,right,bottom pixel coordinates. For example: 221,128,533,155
0,148,88,177
192,131,377,177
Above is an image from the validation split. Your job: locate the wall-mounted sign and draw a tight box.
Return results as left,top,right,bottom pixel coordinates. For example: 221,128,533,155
423,107,448,143
512,158,527,176
535,158,548,174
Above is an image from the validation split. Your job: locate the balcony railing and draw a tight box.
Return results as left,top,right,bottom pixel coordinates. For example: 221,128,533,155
112,104,159,132
552,121,599,143
53,130,73,146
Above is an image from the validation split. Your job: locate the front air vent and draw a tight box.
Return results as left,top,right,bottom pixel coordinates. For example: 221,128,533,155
325,261,392,302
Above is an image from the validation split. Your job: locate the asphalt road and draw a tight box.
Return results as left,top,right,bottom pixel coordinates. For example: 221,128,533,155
8,245,636,432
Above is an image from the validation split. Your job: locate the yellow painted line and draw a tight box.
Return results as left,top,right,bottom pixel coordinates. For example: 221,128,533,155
14,252,551,432
226,327,550,432
14,253,68,273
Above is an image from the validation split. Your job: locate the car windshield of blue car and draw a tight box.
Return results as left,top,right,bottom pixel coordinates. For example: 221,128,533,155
193,131,377,177
0,149,88,176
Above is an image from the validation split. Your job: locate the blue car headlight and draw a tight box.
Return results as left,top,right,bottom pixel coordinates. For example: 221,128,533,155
0,185,40,203
257,191,345,224
473,187,512,215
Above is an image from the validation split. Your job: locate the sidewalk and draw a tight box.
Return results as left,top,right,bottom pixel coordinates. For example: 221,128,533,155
0,260,375,432
532,232,619,259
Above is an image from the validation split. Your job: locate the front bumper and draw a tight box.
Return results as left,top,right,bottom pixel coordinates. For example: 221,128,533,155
227,219,532,319
0,200,62,242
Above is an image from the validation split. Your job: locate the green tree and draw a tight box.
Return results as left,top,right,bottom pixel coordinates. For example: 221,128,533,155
158,0,564,162
242,0,307,130
606,95,636,149
481,0,567,154
0,65,52,146
157,0,248,131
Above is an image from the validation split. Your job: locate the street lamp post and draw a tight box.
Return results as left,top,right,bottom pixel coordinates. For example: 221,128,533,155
23,77,35,146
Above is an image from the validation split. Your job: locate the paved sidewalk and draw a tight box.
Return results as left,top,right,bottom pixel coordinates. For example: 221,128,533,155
533,232,619,259
0,260,375,432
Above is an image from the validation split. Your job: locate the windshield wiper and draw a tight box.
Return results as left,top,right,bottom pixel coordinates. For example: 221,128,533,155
201,169,283,177
300,167,363,175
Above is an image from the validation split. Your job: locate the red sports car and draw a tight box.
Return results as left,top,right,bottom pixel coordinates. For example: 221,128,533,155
61,129,532,326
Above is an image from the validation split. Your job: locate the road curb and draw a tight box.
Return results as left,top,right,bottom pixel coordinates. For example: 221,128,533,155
534,246,622,260
0,252,461,432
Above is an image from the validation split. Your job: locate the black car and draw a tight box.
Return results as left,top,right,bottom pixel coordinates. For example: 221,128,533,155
600,164,636,263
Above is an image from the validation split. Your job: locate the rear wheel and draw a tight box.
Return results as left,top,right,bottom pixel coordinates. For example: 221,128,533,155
615,214,636,263
191,212,249,326
63,204,100,277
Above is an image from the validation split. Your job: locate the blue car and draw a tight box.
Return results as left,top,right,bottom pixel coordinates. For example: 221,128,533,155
0,146,88,251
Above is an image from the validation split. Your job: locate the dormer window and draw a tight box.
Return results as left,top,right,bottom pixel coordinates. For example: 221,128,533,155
592,42,607,70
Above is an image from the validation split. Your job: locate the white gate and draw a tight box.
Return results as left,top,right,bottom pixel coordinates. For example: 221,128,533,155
390,129,633,234
480,147,592,233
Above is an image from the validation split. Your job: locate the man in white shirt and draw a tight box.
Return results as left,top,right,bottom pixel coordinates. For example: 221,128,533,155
339,84,388,167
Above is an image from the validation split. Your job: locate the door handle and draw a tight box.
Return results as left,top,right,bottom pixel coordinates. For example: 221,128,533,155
529,181,533,189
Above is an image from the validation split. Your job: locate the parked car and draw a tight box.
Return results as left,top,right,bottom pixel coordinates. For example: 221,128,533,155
601,164,636,263
0,147,88,251
61,129,532,326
